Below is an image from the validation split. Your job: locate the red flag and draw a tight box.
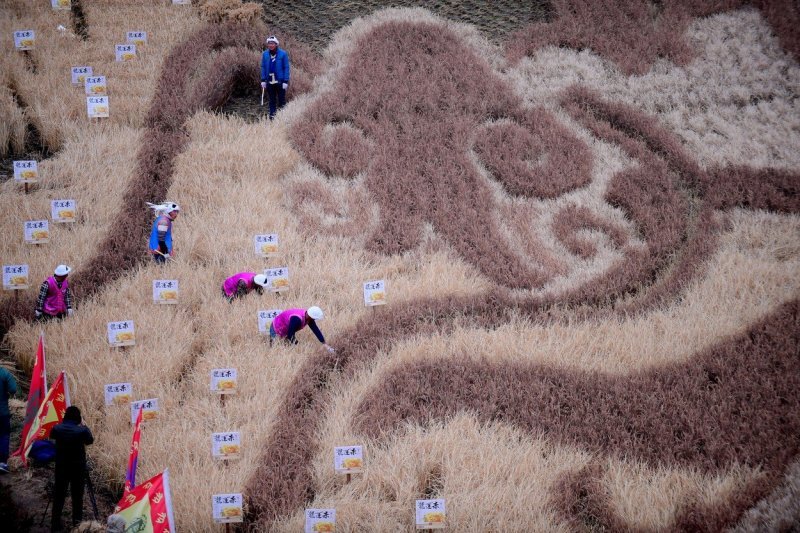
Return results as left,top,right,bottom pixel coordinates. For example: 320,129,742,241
19,370,70,465
125,405,144,492
114,469,176,533
12,334,48,463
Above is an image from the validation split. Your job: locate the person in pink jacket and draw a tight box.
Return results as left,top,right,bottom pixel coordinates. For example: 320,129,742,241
222,272,268,303
270,306,334,352
34,264,73,321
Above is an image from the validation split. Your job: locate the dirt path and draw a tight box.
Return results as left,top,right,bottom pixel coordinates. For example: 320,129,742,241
0,400,116,532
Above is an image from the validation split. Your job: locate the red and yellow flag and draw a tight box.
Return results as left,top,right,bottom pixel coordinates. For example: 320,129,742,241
125,405,144,492
21,370,70,463
114,469,176,533
12,333,47,464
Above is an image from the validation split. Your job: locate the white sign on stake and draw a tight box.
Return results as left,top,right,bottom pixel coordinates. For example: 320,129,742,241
14,31,35,50
363,280,386,307
51,200,77,223
87,96,109,118
104,382,133,406
415,499,446,529
108,320,135,347
84,75,106,96
13,160,38,183
51,0,71,10
130,398,158,423
264,267,289,293
254,234,279,257
210,368,237,395
334,445,364,474
257,309,281,335
305,509,336,533
3,265,29,290
126,31,147,46
24,220,49,244
152,279,178,304
212,493,243,524
115,43,136,62
212,431,241,460
71,66,92,87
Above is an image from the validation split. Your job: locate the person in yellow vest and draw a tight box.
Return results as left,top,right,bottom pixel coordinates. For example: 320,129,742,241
34,265,73,321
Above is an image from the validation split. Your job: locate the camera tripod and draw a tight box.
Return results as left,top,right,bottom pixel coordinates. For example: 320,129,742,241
40,461,100,527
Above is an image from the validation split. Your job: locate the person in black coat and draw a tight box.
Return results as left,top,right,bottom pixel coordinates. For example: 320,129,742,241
49,405,93,531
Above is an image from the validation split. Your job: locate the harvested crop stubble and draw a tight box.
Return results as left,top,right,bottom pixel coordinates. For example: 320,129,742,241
507,0,800,75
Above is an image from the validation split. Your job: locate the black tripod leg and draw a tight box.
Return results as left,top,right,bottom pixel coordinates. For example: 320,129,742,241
85,470,99,520
39,497,51,527
40,474,53,527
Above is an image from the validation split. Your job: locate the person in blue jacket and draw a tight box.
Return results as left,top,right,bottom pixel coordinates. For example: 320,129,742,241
260,35,290,120
147,201,180,263
0,366,17,473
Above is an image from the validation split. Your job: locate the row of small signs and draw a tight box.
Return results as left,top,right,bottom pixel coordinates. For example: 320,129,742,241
211,500,447,529
16,202,77,245
104,368,237,409
4,270,385,311
13,31,144,56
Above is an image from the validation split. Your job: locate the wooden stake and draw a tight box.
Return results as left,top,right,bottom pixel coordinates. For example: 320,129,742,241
224,523,231,533
220,393,226,408
24,183,29,194
346,473,351,484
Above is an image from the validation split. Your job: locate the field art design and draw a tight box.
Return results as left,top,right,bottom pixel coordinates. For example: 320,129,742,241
1,1,799,531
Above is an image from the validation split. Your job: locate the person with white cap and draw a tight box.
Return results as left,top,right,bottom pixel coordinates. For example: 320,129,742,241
34,264,73,321
270,306,334,352
147,201,180,263
260,35,290,120
222,272,269,303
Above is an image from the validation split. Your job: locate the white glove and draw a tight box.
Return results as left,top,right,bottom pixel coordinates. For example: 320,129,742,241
260,82,267,89
163,253,170,260
35,310,42,318
282,83,288,90
67,308,74,317
324,344,335,354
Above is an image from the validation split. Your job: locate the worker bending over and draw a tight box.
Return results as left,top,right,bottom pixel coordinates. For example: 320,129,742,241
270,306,334,352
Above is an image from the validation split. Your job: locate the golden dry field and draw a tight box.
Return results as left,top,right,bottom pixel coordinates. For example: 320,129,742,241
1,0,799,531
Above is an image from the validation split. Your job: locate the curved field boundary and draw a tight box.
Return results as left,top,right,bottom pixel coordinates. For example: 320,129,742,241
507,0,800,75
352,300,800,530
0,20,322,338
244,16,800,528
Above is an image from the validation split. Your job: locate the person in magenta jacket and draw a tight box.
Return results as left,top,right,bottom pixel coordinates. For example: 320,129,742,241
34,264,73,321
270,306,334,352
222,272,268,303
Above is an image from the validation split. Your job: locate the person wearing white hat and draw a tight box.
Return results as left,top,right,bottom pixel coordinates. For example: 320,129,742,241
270,306,334,352
35,265,73,321
260,35,290,120
222,272,269,303
147,201,180,263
